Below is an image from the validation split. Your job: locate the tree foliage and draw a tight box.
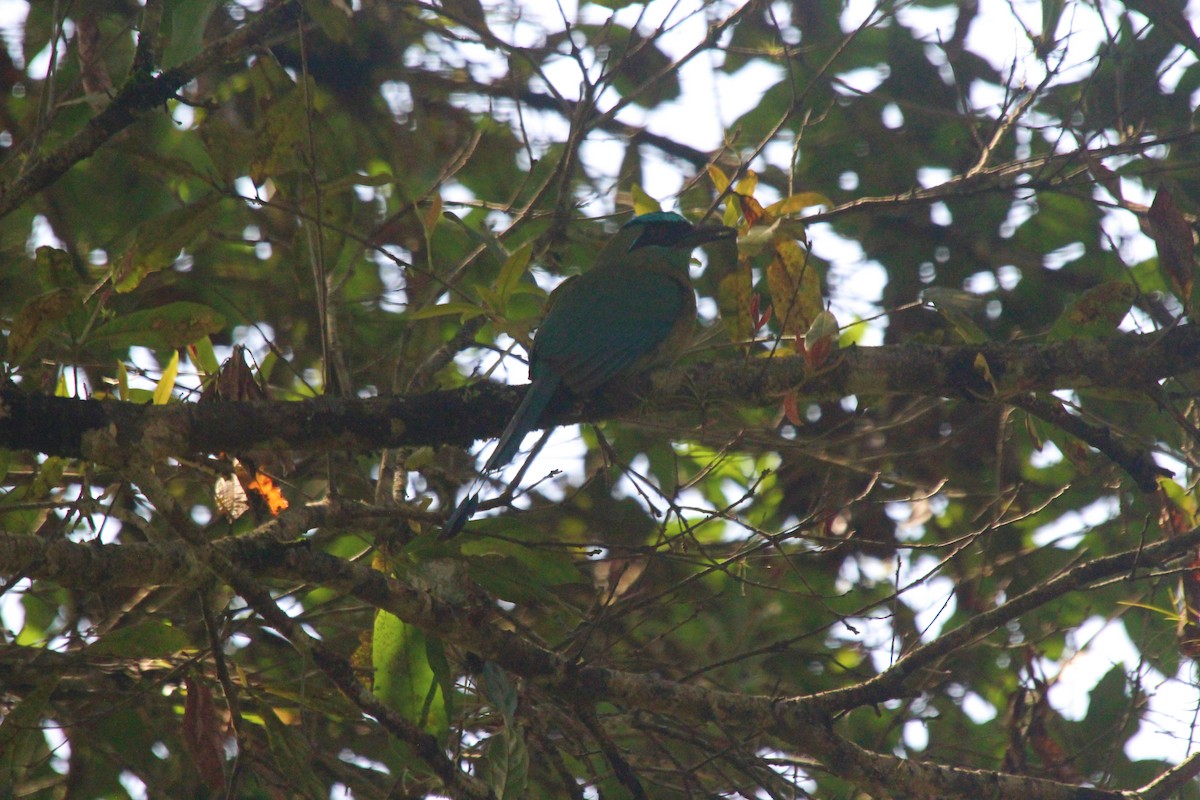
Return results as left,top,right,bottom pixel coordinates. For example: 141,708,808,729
1,1,1199,798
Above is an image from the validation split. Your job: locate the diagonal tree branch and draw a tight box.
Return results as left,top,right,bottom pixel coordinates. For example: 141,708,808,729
0,2,301,220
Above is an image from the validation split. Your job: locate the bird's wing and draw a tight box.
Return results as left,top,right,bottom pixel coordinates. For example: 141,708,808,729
531,263,692,394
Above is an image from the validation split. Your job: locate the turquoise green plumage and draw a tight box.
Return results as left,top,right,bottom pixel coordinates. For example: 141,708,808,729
441,211,736,539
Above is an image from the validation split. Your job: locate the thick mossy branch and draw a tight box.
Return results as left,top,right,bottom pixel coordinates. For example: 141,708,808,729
3,326,1196,465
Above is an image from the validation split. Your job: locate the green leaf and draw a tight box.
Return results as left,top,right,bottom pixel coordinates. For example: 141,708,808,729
461,538,586,586
482,661,518,722
261,703,331,800
299,0,353,43
7,288,79,363
0,675,60,756
249,81,314,183
1048,281,1136,339
35,246,81,289
88,621,189,658
89,302,226,353
111,198,221,292
481,726,530,799
495,243,533,309
162,0,222,67
407,302,486,321
190,336,220,377
372,611,449,738
922,287,988,343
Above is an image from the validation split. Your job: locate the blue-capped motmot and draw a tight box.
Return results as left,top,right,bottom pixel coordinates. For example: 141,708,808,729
441,211,736,539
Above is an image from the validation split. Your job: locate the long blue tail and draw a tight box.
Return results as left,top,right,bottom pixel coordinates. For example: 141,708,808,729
440,375,560,539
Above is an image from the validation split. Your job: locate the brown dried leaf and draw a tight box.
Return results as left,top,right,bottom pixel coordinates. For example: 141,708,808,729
1147,187,1196,311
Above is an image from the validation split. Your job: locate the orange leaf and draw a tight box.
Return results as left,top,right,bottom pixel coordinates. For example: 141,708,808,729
248,471,290,516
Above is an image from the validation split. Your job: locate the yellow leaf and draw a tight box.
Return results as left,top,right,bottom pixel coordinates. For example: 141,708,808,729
706,164,730,194
717,267,754,344
421,193,443,235
766,239,822,337
765,192,832,218
631,184,662,216
723,198,740,228
973,353,997,394
735,170,758,196
153,350,179,405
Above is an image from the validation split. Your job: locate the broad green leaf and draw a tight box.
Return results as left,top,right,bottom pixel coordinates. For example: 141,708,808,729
35,245,81,289
112,198,221,292
299,0,353,42
189,335,220,377
481,725,530,799
482,661,518,722
7,288,78,363
89,302,226,353
922,287,988,343
162,0,222,67
1048,281,1136,339
407,302,486,321
88,621,189,658
261,702,331,800
248,82,313,183
495,243,533,308
460,538,586,586
0,675,60,757
372,610,449,738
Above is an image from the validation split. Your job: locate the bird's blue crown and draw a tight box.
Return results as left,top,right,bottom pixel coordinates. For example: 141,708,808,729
624,211,689,227
623,211,695,250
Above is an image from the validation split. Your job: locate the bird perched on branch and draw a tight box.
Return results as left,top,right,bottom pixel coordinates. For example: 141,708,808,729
441,211,737,539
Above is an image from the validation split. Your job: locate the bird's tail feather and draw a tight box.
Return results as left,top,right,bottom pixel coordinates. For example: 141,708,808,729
440,376,560,539
482,376,559,473
440,493,479,540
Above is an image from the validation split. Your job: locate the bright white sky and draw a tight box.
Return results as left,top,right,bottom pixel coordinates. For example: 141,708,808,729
0,0,1198,789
